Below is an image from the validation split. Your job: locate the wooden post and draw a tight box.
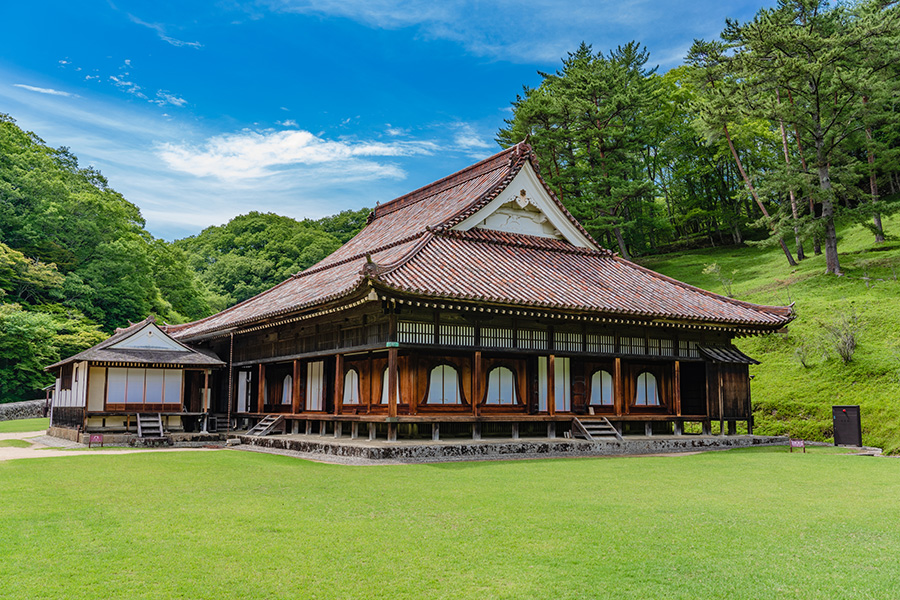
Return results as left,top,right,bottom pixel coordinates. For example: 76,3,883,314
351,422,359,439
388,347,398,418
387,423,397,442
257,364,265,414
718,367,725,436
473,351,482,417
547,355,556,416
292,359,302,414
511,422,519,440
614,357,624,416
472,422,481,440
674,421,683,436
432,423,440,441
366,353,373,414
334,421,342,438
674,360,682,417
203,369,210,413
334,354,344,415
368,422,376,441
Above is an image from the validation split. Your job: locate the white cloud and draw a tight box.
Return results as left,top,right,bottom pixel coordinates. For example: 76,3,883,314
157,128,437,180
452,123,491,150
109,75,147,99
12,84,78,97
128,14,203,49
277,119,298,127
154,91,187,107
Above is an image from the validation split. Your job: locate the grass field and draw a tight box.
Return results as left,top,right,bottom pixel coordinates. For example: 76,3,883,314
640,213,900,453
0,418,48,433
1,448,898,600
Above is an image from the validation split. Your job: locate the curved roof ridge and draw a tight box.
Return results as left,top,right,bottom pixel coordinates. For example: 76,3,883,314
370,143,524,221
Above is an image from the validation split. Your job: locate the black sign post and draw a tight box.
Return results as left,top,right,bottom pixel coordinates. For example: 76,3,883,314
832,405,862,447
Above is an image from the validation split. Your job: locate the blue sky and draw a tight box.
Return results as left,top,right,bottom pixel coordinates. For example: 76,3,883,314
1,0,769,240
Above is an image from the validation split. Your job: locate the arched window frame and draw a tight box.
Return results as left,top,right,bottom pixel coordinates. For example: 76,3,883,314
426,364,462,405
484,366,518,405
380,366,398,405
634,371,660,406
342,368,360,405
589,369,614,406
281,374,293,405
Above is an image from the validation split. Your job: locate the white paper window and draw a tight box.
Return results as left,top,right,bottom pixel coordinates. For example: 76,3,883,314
343,370,360,404
538,357,548,411
554,357,571,412
306,361,325,411
107,368,127,404
282,374,293,405
590,370,614,405
428,365,460,404
635,372,660,406
163,370,182,404
486,367,517,405
145,370,164,404
237,371,250,412
126,368,144,403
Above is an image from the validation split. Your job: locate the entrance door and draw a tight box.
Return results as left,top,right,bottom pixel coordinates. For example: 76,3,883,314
679,362,706,416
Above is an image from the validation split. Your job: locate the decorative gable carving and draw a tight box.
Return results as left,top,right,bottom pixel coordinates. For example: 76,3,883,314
451,162,596,249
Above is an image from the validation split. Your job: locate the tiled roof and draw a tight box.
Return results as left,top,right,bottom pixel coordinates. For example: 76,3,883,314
47,317,225,370
372,230,793,327
170,143,793,340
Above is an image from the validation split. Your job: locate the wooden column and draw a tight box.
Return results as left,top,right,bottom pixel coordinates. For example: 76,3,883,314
256,363,265,414
334,354,344,415
366,353,373,414
674,360,682,417
203,369,210,413
547,355,556,416
718,366,725,436
614,357,624,416
387,347,398,418
473,351,482,417
292,359,301,414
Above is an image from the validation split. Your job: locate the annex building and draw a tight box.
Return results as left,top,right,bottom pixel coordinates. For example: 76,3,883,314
46,142,794,443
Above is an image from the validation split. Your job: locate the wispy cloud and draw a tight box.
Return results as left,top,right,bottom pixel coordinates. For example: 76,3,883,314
12,84,78,97
154,91,187,107
128,14,203,49
157,128,437,180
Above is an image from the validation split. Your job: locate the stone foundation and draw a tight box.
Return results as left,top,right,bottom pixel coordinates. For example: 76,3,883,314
47,426,226,447
233,433,789,462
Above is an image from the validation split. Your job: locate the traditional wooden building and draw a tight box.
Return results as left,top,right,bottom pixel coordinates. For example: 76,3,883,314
48,142,793,441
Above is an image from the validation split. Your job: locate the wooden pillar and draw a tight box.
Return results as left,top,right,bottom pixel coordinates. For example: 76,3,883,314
203,369,210,413
292,359,301,414
511,422,519,440
727,421,737,436
473,351,482,417
305,420,313,435
368,422,376,441
351,422,359,439
614,357,624,416
334,421,343,438
644,422,653,437
256,364,265,413
387,347,398,418
472,422,481,440
674,421,683,436
334,354,344,415
319,420,327,436
547,355,556,416
387,423,397,442
674,360,682,417
366,353,373,414
432,423,440,441
718,366,725,436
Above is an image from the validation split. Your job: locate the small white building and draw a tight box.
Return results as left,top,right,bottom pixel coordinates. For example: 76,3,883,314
45,316,224,437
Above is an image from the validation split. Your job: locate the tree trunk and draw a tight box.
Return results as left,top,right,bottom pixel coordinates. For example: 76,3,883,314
776,90,805,260
613,225,631,260
723,125,797,267
814,131,841,275
864,113,885,243
789,92,822,256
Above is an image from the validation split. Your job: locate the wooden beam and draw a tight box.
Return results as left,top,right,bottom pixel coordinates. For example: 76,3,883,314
674,360,682,417
473,351,482,417
614,357,624,416
257,363,265,413
547,355,556,416
387,347,398,418
292,359,301,414
334,354,344,415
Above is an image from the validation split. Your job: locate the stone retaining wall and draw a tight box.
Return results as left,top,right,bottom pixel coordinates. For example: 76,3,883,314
234,433,789,461
0,399,46,422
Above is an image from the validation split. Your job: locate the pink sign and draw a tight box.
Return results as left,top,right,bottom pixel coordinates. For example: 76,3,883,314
88,434,103,448
789,439,805,453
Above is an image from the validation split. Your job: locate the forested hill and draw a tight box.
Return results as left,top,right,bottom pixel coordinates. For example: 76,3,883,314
0,114,368,402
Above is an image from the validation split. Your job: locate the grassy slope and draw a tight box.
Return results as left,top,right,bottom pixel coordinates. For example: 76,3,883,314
639,214,900,453
1,449,899,600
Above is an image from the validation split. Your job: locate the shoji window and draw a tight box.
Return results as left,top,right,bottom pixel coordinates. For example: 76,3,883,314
343,370,360,404
282,375,293,405
590,370,614,405
306,361,325,411
635,372,660,406
485,367,517,405
380,367,399,404
537,357,571,412
427,365,461,404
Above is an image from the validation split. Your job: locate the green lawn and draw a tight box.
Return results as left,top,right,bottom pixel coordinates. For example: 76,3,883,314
639,213,900,453
0,417,48,433
1,449,898,599
0,439,32,448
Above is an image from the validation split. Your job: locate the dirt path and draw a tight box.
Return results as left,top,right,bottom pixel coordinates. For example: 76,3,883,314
0,430,220,462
